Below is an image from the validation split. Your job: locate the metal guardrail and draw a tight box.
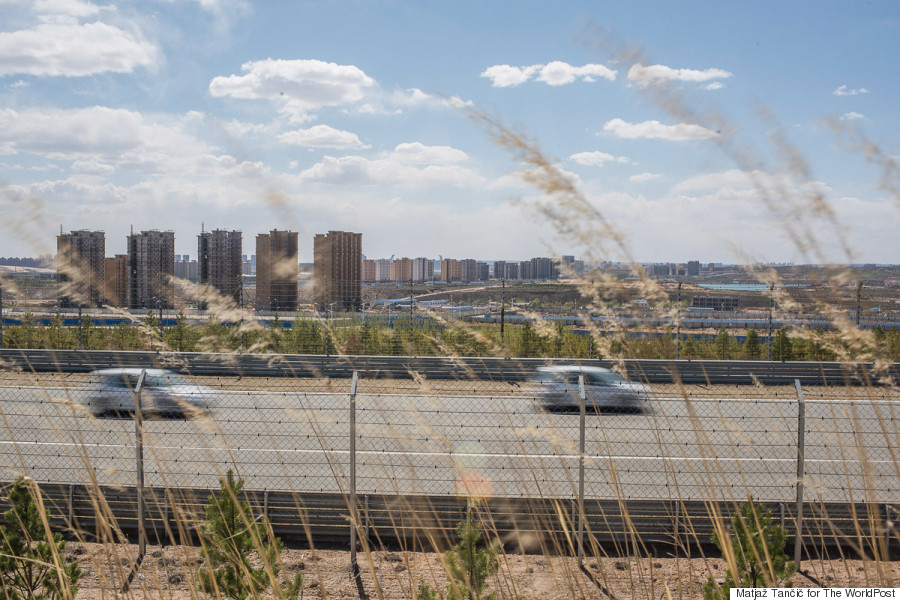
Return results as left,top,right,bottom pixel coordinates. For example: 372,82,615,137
1,348,896,385
5,482,894,553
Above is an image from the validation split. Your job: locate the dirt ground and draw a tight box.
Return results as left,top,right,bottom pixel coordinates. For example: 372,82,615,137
66,541,899,600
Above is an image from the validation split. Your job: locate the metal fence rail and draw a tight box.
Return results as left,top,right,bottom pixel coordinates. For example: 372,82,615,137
0,370,897,554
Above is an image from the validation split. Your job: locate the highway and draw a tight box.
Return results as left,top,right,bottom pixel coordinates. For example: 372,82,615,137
0,385,896,504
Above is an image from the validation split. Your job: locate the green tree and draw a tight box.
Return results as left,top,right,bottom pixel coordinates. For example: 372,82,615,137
703,498,796,599
744,329,761,360
772,328,793,361
198,470,301,600
166,310,195,352
0,477,82,600
714,328,731,360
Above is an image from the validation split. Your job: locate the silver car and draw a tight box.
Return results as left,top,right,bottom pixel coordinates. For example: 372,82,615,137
526,365,651,412
85,368,214,419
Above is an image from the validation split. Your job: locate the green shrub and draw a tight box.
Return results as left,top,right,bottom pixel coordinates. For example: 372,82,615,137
198,470,301,600
704,498,796,599
0,477,82,600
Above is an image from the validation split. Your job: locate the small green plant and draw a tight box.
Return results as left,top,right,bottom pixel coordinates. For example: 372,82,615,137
444,512,501,600
198,469,301,600
0,476,82,600
417,578,443,600
704,498,796,599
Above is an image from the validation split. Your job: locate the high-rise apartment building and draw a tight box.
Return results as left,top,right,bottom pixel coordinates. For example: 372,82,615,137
459,259,477,283
440,258,461,282
57,229,105,308
390,257,412,282
687,260,701,277
198,229,242,308
362,259,377,282
412,257,433,282
313,230,362,312
127,230,175,309
374,259,392,282
104,255,128,307
256,230,298,312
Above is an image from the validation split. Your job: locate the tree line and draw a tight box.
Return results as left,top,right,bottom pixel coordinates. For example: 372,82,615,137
2,311,899,362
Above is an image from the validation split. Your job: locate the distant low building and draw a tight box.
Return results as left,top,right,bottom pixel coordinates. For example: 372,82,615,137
691,295,740,311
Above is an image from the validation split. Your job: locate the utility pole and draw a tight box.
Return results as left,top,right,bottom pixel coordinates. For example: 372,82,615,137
675,282,681,360
239,273,245,352
767,283,774,361
409,278,414,354
856,281,862,326
500,278,505,357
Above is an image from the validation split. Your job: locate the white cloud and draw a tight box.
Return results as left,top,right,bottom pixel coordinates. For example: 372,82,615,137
0,21,157,77
627,63,732,87
672,169,758,192
294,143,482,188
839,112,865,121
34,0,102,21
0,106,207,161
536,61,616,86
704,82,725,91
480,64,539,87
481,61,615,87
569,151,631,167
833,85,869,96
390,142,468,165
603,118,718,141
209,58,376,122
278,124,368,149
629,172,662,183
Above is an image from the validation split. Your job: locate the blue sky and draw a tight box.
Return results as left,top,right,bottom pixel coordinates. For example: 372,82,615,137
1,0,898,264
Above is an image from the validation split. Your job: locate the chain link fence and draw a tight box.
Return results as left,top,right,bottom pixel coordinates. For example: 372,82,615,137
1,368,897,508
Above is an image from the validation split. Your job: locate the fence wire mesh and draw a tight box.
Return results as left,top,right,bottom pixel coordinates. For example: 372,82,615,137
0,367,898,507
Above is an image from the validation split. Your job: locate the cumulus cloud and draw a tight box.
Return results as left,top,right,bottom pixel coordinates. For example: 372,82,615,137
536,61,616,86
833,85,869,96
629,172,662,183
294,142,482,188
278,124,368,149
391,142,468,164
627,63,732,87
569,151,631,167
603,118,718,141
481,61,615,87
480,64,540,87
34,0,102,20
209,58,377,122
0,21,158,76
839,112,865,121
0,106,207,160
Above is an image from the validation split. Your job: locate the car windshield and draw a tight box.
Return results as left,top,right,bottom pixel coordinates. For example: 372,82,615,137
528,370,581,385
585,371,627,386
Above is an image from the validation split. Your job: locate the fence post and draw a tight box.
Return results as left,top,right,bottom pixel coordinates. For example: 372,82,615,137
794,378,805,569
133,369,148,559
349,371,359,571
577,374,586,565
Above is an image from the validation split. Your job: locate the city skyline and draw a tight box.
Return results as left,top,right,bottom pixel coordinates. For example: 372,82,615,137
1,2,897,264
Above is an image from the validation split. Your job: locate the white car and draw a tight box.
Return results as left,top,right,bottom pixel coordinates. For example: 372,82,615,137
85,368,214,419
525,365,651,412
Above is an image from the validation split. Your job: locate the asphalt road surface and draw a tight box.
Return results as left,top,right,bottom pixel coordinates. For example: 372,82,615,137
0,385,896,504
